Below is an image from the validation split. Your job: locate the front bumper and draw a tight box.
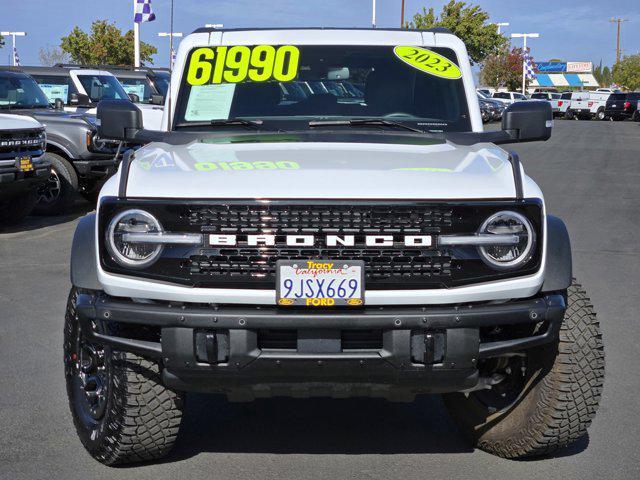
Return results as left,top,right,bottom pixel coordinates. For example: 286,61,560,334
74,157,120,178
75,291,565,400
0,157,51,199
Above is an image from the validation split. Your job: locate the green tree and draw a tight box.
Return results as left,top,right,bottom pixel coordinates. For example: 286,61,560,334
39,45,70,66
602,66,612,86
612,54,640,90
407,1,507,64
479,47,524,90
60,20,156,66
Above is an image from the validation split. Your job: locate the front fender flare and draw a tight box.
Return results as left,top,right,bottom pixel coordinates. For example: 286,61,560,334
70,213,101,290
541,215,572,292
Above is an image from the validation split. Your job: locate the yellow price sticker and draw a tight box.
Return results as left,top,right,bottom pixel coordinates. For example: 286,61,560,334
393,46,462,80
186,45,300,86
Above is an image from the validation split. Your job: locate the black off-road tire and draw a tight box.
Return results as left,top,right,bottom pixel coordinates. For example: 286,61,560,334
34,152,78,215
64,288,184,465
596,108,606,121
0,188,38,226
443,280,605,459
565,110,575,120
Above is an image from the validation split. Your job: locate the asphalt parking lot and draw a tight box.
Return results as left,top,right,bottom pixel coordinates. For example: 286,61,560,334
1,119,639,480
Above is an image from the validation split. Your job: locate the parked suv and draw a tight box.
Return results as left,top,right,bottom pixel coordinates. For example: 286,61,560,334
604,92,640,121
492,91,528,104
66,28,604,465
20,66,163,130
0,114,49,224
0,69,122,213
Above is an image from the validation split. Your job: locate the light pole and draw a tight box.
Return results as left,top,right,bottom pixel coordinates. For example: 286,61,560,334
496,22,509,34
158,32,182,68
1,31,26,66
511,33,539,94
372,0,376,28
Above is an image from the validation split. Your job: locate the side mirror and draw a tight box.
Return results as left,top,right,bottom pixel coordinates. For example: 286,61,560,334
128,93,140,103
150,94,165,105
502,101,552,142
97,99,143,141
70,92,92,106
54,98,65,110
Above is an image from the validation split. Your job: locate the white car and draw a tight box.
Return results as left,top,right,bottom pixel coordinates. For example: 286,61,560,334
0,114,49,224
21,66,164,130
492,91,528,104
65,27,604,465
530,92,562,115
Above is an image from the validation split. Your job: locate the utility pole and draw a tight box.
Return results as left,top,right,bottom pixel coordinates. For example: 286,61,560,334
511,33,540,95
610,18,629,65
401,0,405,28
0,31,27,66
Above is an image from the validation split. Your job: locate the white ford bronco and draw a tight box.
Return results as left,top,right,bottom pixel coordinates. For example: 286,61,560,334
65,27,605,465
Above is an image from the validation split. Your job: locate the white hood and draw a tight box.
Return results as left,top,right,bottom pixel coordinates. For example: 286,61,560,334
0,113,42,130
123,140,519,200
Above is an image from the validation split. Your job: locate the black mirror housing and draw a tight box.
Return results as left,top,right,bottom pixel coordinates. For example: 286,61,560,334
54,98,65,110
70,92,92,106
501,101,552,142
150,94,165,105
97,99,143,141
128,93,140,103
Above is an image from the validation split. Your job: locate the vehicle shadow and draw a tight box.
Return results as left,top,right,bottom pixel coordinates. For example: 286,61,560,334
0,199,93,234
165,394,473,461
160,393,589,462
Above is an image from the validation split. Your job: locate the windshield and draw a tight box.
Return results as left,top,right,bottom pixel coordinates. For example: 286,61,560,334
29,74,77,104
118,76,155,103
153,72,170,97
76,74,128,102
175,45,471,132
0,74,51,109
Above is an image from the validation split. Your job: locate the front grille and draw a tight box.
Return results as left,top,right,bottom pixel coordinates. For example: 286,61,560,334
0,128,45,160
98,198,544,290
186,204,453,233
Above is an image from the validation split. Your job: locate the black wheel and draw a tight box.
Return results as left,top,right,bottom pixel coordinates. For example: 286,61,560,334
64,288,184,465
0,189,38,226
34,152,78,215
443,280,605,459
565,110,575,120
632,111,640,122
596,108,606,121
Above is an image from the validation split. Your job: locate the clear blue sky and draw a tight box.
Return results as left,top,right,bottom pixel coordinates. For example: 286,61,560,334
2,0,639,68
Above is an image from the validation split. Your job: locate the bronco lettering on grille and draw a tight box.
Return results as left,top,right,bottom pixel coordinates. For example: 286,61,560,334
208,234,433,247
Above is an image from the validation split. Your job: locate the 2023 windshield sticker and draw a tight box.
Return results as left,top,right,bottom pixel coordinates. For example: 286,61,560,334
186,45,301,85
393,46,462,80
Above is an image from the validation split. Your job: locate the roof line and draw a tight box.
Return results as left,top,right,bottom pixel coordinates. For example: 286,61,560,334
191,26,453,35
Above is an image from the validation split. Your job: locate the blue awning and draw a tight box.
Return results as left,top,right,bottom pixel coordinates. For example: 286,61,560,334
535,74,554,87
564,74,584,87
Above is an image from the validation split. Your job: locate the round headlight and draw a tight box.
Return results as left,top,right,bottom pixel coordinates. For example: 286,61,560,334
106,209,163,268
478,211,535,269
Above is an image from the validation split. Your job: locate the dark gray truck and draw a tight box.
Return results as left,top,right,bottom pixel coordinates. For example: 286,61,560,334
0,69,121,213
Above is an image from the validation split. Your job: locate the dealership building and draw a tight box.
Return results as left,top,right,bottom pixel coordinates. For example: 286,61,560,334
529,61,599,89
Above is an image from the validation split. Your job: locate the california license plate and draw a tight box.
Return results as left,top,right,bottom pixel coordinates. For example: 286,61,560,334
16,156,33,172
276,259,365,307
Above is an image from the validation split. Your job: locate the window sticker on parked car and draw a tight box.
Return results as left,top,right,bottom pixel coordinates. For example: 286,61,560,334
38,84,69,103
393,46,462,80
184,83,236,121
186,45,300,85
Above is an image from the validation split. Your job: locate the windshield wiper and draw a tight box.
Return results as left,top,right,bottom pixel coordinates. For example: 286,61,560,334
210,118,264,128
309,118,425,134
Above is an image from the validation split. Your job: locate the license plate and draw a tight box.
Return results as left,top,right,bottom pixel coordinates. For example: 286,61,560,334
16,156,33,172
276,259,364,307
